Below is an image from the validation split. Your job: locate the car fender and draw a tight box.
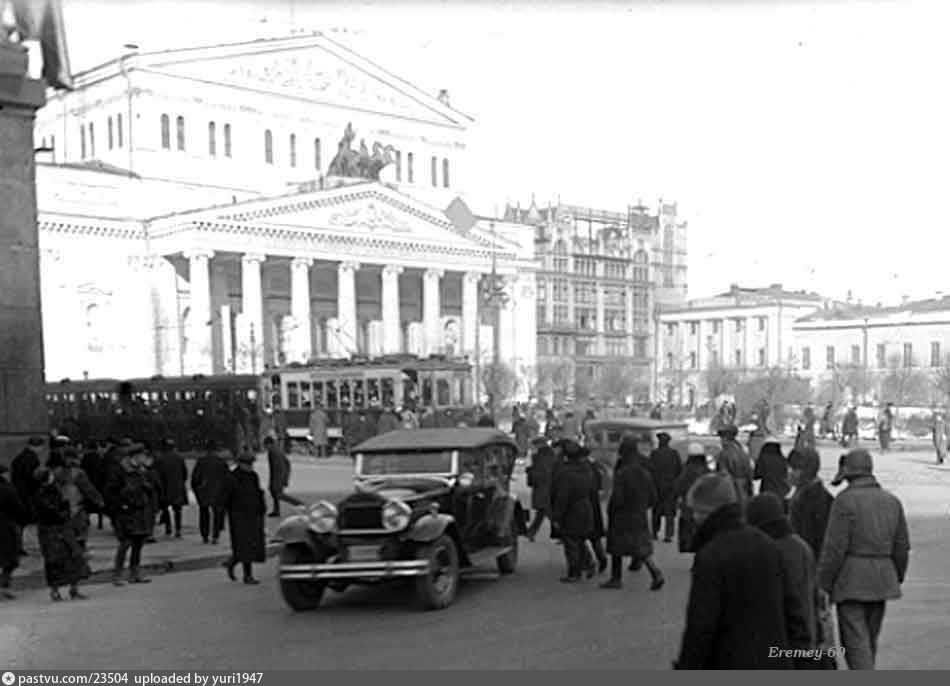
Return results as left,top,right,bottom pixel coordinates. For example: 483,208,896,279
405,513,456,543
276,514,317,547
493,494,525,536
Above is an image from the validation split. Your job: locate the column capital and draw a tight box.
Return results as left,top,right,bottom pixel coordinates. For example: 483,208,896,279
338,260,360,274
241,252,266,265
424,268,444,280
382,264,404,277
183,248,214,261
291,256,313,269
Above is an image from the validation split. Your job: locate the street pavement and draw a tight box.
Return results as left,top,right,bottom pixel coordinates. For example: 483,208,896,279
3,442,950,669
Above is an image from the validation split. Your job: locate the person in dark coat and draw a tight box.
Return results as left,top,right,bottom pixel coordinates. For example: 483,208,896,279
600,434,664,590
142,450,163,543
650,432,682,543
786,448,834,558
376,405,401,436
525,437,556,541
586,453,608,574
154,438,188,538
747,493,823,669
476,413,496,428
265,436,291,517
62,448,104,551
220,452,267,584
674,444,711,553
10,436,45,554
877,403,895,452
33,458,92,601
105,445,156,585
191,441,230,544
0,464,29,599
80,440,105,530
841,406,859,448
716,425,753,503
754,440,789,501
674,474,810,669
543,408,561,440
550,439,596,582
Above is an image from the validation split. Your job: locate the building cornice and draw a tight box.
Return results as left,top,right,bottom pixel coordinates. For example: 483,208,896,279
659,301,820,317
39,215,145,240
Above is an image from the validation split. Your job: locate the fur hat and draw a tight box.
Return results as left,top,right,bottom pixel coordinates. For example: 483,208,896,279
788,448,820,481
686,474,738,517
831,449,873,486
717,425,739,439
745,492,786,528
236,452,256,464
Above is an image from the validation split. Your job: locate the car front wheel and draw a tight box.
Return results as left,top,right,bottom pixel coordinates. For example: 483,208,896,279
279,545,326,612
496,521,519,575
414,534,460,611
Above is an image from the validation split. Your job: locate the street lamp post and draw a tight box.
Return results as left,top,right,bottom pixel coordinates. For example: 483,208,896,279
481,221,509,421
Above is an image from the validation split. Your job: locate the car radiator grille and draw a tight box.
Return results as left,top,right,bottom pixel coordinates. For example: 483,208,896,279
339,503,383,531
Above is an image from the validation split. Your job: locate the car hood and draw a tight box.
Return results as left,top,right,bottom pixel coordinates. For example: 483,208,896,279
350,476,451,502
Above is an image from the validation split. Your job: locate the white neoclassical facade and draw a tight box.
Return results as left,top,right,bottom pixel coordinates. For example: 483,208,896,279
33,33,538,395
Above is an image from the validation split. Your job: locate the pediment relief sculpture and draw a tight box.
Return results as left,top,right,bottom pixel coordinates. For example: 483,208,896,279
328,200,411,232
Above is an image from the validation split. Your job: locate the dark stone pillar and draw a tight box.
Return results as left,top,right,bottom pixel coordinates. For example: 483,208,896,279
0,43,48,465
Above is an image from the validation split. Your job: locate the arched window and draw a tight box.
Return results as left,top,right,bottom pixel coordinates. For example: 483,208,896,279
442,158,450,188
395,150,402,181
407,152,414,183
430,156,437,187
160,114,170,149
264,129,273,164
314,137,321,170
176,116,185,151
116,114,123,148
107,117,114,150
289,133,297,168
223,124,232,157
632,249,649,283
208,122,216,157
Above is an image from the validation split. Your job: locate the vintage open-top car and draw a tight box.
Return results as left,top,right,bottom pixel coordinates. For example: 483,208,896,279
277,428,527,612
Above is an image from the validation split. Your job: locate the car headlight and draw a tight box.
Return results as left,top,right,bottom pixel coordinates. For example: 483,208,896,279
457,472,475,489
307,501,338,534
381,499,412,532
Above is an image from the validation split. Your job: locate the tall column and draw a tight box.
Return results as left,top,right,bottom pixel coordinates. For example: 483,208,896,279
423,268,444,356
595,281,606,355
696,319,708,371
290,257,313,363
336,261,359,356
462,272,480,358
241,253,265,373
184,249,214,374
743,317,751,370
0,45,48,461
381,265,403,354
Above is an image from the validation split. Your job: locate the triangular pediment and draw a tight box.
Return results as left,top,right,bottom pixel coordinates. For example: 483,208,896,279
139,35,468,127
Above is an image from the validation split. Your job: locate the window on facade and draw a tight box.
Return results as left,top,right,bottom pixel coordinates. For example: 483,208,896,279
758,348,766,367
802,347,811,370
689,352,697,369
632,287,649,332
394,150,401,181
264,130,273,164
735,349,742,367
634,337,647,359
176,116,185,151
289,134,297,167
712,320,720,334
117,114,123,148
430,156,437,186
826,346,836,370
758,317,766,332
666,323,674,336
80,126,86,159
88,123,95,157
108,117,114,150
932,342,941,367
633,250,649,283
690,322,697,336
574,281,596,304
407,152,414,183
552,279,569,302
575,258,597,277
736,319,743,333
666,352,674,369
50,134,56,161
903,343,913,368
160,114,170,149
553,304,569,324
442,158,449,188
576,307,597,331
851,345,861,366
536,304,546,327
607,339,626,357
224,124,232,157
314,137,321,170
605,309,626,333
662,226,674,288
575,338,595,357
709,350,719,366
605,261,625,280
877,344,886,369
208,122,216,157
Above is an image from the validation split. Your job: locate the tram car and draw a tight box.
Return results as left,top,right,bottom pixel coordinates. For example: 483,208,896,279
44,355,477,455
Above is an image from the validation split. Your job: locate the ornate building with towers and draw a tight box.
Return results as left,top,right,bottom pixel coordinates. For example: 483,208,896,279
32,33,538,397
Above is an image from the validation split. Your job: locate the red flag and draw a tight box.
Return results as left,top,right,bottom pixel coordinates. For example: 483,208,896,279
11,0,72,90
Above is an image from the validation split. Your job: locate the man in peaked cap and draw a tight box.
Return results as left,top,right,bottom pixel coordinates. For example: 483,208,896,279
817,449,910,670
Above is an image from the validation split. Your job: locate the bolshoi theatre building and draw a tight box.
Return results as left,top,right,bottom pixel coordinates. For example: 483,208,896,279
32,33,540,396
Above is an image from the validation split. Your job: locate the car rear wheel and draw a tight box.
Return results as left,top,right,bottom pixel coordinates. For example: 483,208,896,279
279,546,326,612
496,521,519,575
414,535,460,610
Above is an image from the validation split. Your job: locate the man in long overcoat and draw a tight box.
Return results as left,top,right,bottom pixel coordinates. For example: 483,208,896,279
754,440,789,500
550,440,595,582
265,436,291,518
376,404,401,436
105,446,155,585
841,406,859,448
10,436,45,553
220,452,267,585
190,441,230,544
601,435,663,590
933,410,947,465
526,438,556,541
787,448,834,559
154,438,188,538
649,432,682,543
0,464,29,599
716,425,753,504
817,450,910,670
308,404,329,458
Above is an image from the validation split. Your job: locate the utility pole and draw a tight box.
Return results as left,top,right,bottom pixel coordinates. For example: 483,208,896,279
482,220,509,421
862,317,869,404
250,321,257,375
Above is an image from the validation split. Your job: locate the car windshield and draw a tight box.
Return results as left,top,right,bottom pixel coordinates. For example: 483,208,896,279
359,450,454,476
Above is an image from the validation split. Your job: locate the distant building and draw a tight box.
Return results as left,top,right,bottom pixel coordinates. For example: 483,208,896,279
657,284,825,408
504,197,688,404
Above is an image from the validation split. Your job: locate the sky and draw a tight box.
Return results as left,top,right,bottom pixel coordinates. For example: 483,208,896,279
58,0,950,304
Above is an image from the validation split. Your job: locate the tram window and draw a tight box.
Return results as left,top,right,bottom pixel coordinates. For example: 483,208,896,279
422,378,433,406
325,381,338,408
287,382,300,409
339,380,352,407
381,378,394,406
312,381,323,407
352,380,365,408
436,378,450,407
366,379,380,406
300,382,311,408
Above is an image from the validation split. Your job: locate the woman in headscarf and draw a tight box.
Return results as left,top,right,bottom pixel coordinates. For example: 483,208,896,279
753,440,789,502
600,434,664,590
220,450,267,584
33,455,92,601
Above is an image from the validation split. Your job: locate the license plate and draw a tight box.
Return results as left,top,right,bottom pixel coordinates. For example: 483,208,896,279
347,545,380,562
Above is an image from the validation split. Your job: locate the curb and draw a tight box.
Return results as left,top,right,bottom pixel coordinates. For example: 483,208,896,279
11,543,281,592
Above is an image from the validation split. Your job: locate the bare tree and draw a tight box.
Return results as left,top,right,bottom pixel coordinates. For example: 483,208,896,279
536,359,574,406
592,361,641,404
481,361,518,415
882,353,930,407
703,358,739,400
660,352,693,407
932,353,950,407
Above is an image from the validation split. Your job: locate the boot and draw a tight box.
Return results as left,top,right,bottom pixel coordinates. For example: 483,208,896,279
243,576,260,585
69,585,88,600
129,568,151,584
112,571,126,587
224,558,237,581
50,587,64,602
599,578,622,589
